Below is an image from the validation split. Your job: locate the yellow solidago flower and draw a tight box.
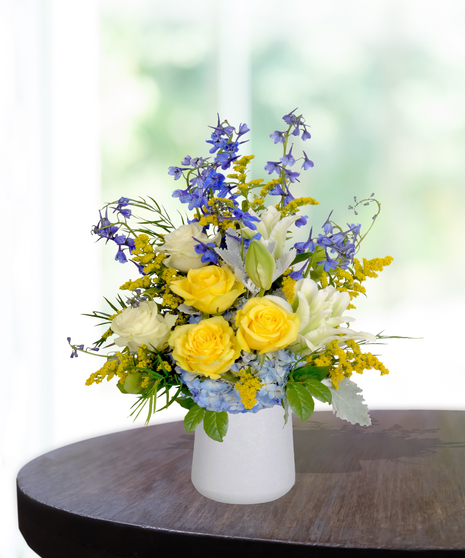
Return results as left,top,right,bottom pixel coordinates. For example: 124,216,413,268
281,275,296,303
120,275,152,292
235,369,262,410
314,339,389,389
136,344,155,370
133,234,153,254
85,351,135,386
160,267,178,285
198,214,220,228
279,196,319,218
332,256,393,309
233,154,255,174
162,290,183,310
249,195,266,212
320,271,329,288
101,328,113,340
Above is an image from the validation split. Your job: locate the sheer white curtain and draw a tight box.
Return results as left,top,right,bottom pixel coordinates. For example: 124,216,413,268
1,1,99,556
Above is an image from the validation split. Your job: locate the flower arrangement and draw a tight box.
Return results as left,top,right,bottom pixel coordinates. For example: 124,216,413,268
69,109,396,442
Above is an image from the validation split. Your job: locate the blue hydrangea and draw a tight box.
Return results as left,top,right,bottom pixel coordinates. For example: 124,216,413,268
178,350,300,414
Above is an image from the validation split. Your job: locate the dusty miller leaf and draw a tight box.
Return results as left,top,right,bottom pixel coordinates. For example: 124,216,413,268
323,378,371,426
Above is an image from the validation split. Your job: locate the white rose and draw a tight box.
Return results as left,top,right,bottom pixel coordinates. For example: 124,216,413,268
111,301,177,353
155,223,220,273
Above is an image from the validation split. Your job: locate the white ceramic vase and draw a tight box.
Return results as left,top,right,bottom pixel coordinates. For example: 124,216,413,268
191,405,295,504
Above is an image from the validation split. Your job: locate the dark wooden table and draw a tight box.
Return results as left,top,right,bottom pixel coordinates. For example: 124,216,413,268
17,410,465,557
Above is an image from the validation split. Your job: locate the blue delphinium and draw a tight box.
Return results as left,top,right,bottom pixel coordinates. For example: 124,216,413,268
315,222,360,271
290,208,362,276
193,238,219,265
112,197,132,218
92,205,136,265
167,116,261,234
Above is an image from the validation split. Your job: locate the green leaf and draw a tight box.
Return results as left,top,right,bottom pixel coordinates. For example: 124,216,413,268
184,404,206,434
304,379,332,404
285,382,315,421
220,371,239,383
292,365,330,382
103,297,119,313
116,382,128,394
177,396,196,410
203,410,229,442
124,372,143,394
116,294,127,308
282,397,290,426
292,252,313,265
156,386,183,412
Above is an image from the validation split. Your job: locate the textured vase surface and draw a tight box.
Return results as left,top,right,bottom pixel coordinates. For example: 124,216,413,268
191,405,295,504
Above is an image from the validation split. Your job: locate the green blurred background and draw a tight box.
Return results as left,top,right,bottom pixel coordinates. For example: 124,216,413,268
100,0,465,305
98,0,465,412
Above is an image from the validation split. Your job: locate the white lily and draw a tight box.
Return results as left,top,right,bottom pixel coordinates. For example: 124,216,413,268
290,277,376,353
241,205,300,260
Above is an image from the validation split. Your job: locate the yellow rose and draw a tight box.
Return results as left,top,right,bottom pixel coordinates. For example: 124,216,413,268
168,316,241,379
169,265,244,314
236,297,300,354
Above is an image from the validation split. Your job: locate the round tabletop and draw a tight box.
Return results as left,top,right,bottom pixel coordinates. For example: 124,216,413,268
17,410,465,557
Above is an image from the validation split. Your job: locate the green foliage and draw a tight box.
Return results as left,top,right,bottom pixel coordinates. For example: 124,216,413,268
303,379,332,404
292,252,313,265
116,382,128,394
285,381,315,421
184,403,206,434
282,397,290,425
127,196,175,233
203,410,229,442
103,295,127,313
291,365,330,382
128,350,188,425
177,396,196,410
286,363,332,421
81,309,112,325
124,372,143,394
130,380,161,425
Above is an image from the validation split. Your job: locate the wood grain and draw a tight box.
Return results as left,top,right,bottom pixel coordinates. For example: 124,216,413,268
17,410,465,557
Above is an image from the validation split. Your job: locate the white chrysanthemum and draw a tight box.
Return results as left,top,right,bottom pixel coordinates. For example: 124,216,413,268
290,278,375,353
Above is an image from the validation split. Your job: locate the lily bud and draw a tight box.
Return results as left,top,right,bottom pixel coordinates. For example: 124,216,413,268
245,239,276,290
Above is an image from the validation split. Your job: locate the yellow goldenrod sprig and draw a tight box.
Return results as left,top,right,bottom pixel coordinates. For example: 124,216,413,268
235,369,262,409
279,196,319,217
331,256,393,309
308,339,389,390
